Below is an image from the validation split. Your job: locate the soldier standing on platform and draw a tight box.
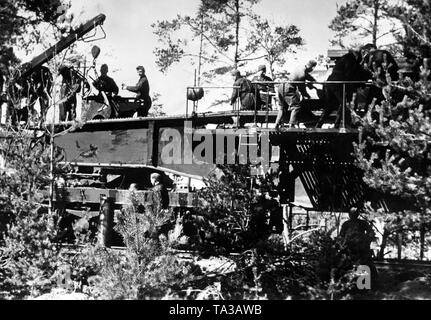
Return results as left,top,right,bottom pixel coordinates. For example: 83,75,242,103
93,64,119,97
275,60,318,129
252,65,274,110
123,65,152,117
275,79,301,129
230,70,260,111
59,65,81,121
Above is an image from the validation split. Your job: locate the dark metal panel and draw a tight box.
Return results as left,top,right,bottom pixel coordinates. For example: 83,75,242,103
55,128,152,165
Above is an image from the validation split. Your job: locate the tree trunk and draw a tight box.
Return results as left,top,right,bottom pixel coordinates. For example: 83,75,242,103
372,0,379,47
377,228,390,260
269,59,275,80
234,0,240,68
198,14,204,86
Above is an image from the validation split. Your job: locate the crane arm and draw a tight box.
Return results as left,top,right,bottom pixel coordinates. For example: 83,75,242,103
20,14,106,78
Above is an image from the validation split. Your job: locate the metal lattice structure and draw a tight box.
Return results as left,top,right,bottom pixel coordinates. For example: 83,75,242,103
271,129,366,212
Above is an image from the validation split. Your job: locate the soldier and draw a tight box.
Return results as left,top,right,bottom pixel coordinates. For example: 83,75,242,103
123,65,152,117
29,65,53,120
275,78,302,129
252,65,274,110
149,173,170,214
360,43,399,105
148,173,171,239
335,206,378,287
58,65,82,121
93,64,119,97
290,60,319,100
339,207,375,262
315,49,371,128
230,70,260,111
275,60,319,128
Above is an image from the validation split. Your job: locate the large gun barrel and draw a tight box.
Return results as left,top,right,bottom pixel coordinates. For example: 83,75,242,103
20,14,106,78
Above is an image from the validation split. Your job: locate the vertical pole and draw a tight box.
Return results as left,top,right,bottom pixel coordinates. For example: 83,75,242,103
193,70,197,114
78,59,86,120
282,204,290,249
186,87,189,118
48,75,56,216
288,204,293,233
99,195,114,248
0,73,4,123
341,83,346,132
397,230,402,260
420,222,425,261
254,85,257,127
236,87,240,129
265,87,269,129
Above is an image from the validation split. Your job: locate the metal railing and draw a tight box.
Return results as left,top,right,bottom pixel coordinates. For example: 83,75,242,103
186,80,370,131
185,86,240,118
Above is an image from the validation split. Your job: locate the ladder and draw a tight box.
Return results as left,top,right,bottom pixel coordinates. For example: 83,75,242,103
238,131,261,178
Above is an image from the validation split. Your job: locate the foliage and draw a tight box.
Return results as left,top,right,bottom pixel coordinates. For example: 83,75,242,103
329,0,397,48
148,93,166,117
0,126,61,299
352,58,431,257
152,0,303,80
329,0,431,63
0,0,67,66
245,15,304,79
86,192,202,300
195,165,276,253
152,0,261,73
384,0,431,74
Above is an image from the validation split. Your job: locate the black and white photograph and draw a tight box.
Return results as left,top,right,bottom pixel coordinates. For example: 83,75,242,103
0,0,431,306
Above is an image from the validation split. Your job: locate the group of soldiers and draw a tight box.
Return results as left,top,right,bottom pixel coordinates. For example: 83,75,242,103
0,62,153,124
230,42,430,130
59,63,153,121
229,60,324,128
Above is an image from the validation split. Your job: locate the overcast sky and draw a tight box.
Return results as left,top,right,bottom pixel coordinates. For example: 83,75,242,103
24,0,351,115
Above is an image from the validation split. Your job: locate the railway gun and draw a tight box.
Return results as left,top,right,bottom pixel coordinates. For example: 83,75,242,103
1,14,412,251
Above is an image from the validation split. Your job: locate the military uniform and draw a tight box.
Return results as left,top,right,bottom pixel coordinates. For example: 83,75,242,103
148,182,171,238
252,73,274,110
336,216,378,287
339,218,375,263
231,76,260,110
126,75,152,117
93,74,119,97
277,82,301,126
316,51,371,128
59,67,82,121
289,66,317,99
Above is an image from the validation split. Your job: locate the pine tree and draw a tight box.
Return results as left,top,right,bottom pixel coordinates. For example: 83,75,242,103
353,60,431,259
